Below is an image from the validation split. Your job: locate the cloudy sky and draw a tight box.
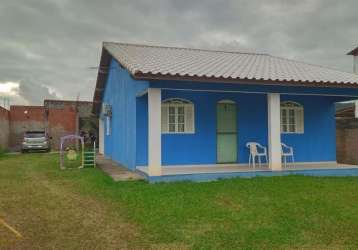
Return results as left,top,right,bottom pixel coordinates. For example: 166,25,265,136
0,0,357,106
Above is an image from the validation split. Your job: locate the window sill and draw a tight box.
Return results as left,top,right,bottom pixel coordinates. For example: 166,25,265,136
162,132,195,135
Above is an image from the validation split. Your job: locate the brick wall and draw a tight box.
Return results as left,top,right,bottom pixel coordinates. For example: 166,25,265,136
9,106,45,150
0,106,9,149
45,101,77,150
44,100,96,150
6,100,96,151
336,118,358,164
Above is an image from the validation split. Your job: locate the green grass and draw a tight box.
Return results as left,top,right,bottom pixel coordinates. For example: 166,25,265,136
0,146,8,158
1,153,358,249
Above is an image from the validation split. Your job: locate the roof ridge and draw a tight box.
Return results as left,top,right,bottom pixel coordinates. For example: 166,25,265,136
268,54,357,75
103,41,270,56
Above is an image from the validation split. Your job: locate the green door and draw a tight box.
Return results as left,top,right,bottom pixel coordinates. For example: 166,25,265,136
217,102,237,163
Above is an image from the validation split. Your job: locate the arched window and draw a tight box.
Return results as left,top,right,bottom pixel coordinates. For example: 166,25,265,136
161,98,195,133
280,101,304,133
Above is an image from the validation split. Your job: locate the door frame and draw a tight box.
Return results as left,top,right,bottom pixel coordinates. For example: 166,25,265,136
216,100,238,164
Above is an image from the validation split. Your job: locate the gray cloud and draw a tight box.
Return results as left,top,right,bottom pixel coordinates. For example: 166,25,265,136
0,0,357,105
17,80,59,105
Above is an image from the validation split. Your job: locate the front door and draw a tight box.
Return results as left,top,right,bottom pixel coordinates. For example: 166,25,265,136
216,101,237,163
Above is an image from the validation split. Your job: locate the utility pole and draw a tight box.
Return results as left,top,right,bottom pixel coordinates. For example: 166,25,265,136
76,93,80,136
75,93,80,150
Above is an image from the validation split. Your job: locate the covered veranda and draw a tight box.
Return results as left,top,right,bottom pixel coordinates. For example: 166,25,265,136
141,84,358,180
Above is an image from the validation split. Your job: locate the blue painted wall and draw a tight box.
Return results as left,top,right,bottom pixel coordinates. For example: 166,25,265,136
136,94,148,166
102,59,148,170
161,90,268,165
134,88,337,166
102,65,343,169
281,95,336,162
153,89,336,166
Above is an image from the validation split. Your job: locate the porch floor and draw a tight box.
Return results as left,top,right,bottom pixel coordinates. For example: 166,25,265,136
136,162,358,176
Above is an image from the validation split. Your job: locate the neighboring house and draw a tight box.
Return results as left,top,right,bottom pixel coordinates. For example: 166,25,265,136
336,102,356,118
9,105,46,150
336,104,353,118
336,102,358,164
1,100,97,151
93,42,358,182
44,100,97,150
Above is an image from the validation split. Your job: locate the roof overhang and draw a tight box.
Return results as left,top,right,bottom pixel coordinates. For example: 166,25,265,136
92,46,112,115
133,72,358,89
347,47,358,56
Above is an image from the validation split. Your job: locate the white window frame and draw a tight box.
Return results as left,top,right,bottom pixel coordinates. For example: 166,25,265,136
280,101,304,134
161,98,195,134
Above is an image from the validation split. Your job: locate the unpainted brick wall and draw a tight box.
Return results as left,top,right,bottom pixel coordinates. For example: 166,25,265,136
9,106,45,151
44,100,95,150
46,102,77,150
7,101,95,151
336,118,358,164
0,106,10,149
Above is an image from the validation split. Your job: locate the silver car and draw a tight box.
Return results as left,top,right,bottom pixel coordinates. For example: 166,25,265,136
22,131,51,153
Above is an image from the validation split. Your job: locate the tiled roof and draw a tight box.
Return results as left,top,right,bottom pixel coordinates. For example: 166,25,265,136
92,42,358,114
103,42,358,85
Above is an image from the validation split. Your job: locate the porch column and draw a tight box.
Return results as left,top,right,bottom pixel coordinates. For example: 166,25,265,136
267,93,282,170
148,88,162,176
98,117,104,154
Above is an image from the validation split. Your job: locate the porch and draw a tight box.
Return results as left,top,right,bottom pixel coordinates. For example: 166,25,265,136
138,86,346,178
136,163,358,182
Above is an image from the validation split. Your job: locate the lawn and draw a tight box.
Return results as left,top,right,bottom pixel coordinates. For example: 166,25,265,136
1,154,358,249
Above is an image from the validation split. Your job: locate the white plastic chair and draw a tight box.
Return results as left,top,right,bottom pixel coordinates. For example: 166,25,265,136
281,143,294,167
246,142,268,168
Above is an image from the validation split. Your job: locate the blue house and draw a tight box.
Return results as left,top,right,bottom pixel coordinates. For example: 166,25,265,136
93,42,358,182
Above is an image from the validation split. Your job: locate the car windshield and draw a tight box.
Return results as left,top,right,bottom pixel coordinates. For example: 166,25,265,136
25,132,45,138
